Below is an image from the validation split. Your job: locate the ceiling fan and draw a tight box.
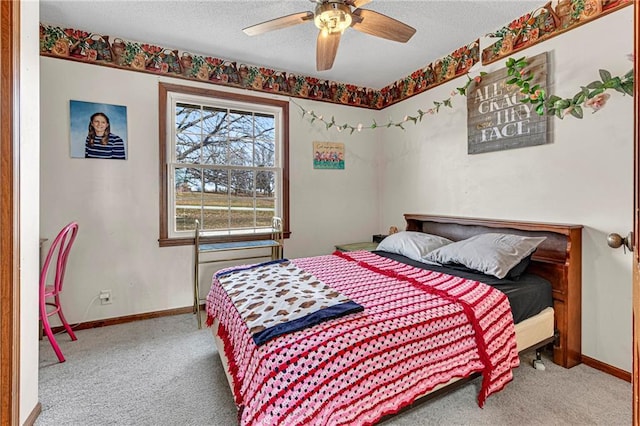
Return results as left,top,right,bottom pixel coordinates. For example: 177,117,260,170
242,0,416,72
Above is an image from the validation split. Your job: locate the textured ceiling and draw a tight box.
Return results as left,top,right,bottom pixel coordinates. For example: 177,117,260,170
39,0,543,88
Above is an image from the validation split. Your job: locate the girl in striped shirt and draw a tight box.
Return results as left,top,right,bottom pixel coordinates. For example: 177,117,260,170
85,112,126,159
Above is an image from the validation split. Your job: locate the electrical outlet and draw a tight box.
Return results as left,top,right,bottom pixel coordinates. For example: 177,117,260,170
99,290,112,305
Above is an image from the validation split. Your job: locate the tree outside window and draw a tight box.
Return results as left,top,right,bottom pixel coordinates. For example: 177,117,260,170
159,83,289,246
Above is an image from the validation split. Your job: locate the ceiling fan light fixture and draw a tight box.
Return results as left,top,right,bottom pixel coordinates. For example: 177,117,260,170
243,1,415,71
314,2,352,34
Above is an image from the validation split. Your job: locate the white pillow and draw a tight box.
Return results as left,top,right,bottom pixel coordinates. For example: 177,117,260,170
376,231,453,262
423,233,546,279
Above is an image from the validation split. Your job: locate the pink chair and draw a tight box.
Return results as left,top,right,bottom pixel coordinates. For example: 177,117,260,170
39,222,79,362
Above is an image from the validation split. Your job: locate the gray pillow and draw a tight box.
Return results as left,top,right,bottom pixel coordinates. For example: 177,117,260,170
376,231,453,263
423,233,546,279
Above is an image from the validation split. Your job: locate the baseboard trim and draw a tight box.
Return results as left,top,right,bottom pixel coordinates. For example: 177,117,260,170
51,305,201,333
581,354,632,383
24,402,41,426
45,310,636,386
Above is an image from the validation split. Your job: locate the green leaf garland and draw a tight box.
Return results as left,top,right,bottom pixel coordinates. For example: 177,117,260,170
294,55,634,131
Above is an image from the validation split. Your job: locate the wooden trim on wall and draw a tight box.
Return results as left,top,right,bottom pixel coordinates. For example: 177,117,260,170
0,1,19,424
23,403,41,426
50,305,198,333
49,302,636,386
581,355,632,383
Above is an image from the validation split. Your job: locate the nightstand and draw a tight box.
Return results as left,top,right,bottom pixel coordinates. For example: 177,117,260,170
335,241,379,252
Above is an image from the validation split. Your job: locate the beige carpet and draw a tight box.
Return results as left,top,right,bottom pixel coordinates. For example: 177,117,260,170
37,313,631,425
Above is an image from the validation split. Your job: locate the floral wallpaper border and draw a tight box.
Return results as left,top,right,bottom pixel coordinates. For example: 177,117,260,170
39,23,479,110
39,0,630,110
481,0,632,64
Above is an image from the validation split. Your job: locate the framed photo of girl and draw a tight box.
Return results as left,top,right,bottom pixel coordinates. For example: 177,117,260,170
69,100,128,160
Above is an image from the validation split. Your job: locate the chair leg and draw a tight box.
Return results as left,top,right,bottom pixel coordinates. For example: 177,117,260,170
55,296,77,341
40,310,66,363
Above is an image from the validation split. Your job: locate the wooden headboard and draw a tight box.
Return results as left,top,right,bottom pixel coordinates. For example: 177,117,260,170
404,214,583,368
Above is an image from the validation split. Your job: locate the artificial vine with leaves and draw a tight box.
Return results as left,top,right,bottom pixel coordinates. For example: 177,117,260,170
293,72,488,134
295,55,634,131
505,56,634,119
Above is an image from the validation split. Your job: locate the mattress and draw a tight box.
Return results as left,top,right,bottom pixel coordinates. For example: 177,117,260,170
208,250,556,423
373,250,554,324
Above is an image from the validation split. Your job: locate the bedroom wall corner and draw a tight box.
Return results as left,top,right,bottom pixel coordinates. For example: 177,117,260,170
377,7,634,372
285,98,382,257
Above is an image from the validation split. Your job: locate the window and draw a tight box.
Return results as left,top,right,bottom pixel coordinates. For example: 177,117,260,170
159,83,289,246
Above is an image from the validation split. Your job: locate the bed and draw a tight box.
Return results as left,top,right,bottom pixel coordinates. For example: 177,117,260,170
205,214,582,425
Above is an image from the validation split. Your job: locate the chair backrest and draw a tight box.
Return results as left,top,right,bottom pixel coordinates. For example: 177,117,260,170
41,222,79,295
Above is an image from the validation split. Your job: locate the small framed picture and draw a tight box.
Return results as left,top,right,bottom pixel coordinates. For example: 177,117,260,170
70,100,128,160
313,141,344,170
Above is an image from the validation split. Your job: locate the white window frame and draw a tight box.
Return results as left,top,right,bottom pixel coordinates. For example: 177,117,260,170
165,91,284,240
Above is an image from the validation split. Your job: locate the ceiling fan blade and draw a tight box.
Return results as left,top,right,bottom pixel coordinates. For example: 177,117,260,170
348,0,372,8
316,30,341,71
351,9,416,43
243,11,314,36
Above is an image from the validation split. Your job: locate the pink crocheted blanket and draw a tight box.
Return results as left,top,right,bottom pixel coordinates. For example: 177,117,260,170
206,250,519,425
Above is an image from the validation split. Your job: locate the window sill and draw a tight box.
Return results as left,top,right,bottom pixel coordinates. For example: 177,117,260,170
158,231,291,248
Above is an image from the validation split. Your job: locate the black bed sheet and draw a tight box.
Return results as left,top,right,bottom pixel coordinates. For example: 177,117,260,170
372,250,553,324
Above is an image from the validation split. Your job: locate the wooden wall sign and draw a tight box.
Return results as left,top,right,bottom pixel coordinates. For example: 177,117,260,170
467,52,550,155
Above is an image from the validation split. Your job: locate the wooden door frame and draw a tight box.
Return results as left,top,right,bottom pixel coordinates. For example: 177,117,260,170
633,1,639,423
0,0,20,425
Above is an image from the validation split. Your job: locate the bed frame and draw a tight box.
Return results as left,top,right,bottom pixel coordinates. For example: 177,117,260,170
209,214,583,423
404,214,583,368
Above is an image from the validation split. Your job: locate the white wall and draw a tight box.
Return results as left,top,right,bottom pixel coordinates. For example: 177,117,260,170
378,8,634,372
38,5,633,376
39,60,379,324
20,0,40,423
